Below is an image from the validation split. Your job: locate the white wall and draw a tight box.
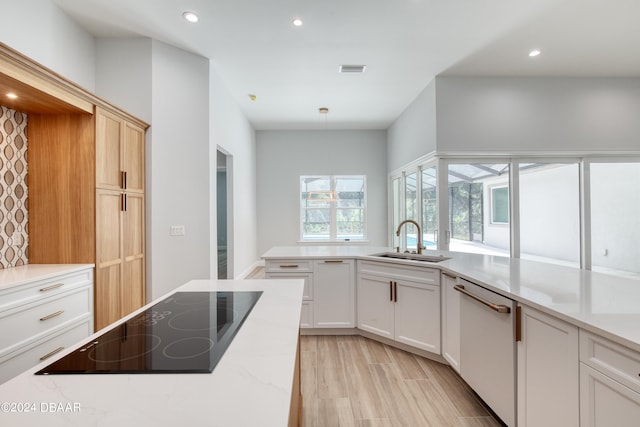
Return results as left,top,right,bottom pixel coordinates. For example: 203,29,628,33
387,80,437,172
435,76,640,154
210,68,257,279
256,130,388,256
148,41,211,299
95,38,152,123
95,38,212,300
0,0,96,90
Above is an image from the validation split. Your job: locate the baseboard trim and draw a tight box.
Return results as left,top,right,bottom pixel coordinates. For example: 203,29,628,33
236,260,265,279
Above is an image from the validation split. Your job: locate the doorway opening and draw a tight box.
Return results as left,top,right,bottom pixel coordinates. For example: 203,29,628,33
217,149,234,279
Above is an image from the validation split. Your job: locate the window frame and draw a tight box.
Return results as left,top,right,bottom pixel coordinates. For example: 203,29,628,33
299,175,368,243
490,185,510,225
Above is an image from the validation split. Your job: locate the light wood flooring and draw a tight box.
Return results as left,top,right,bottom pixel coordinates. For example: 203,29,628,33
300,335,503,427
252,266,503,426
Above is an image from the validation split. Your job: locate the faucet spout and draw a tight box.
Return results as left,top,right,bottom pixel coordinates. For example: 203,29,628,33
395,219,424,254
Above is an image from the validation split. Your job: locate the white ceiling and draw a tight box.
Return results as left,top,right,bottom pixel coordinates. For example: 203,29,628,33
53,0,640,130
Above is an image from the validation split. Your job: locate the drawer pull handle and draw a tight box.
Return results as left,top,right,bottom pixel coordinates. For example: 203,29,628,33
39,346,64,362
454,285,511,314
39,283,64,292
279,264,299,268
40,310,65,321
442,272,457,280
324,259,344,263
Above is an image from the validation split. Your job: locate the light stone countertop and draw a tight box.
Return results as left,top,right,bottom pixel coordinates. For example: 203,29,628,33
0,264,95,291
0,278,304,427
262,245,640,353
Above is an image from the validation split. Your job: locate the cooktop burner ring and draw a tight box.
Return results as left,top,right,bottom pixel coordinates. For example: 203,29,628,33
162,337,215,360
87,334,163,363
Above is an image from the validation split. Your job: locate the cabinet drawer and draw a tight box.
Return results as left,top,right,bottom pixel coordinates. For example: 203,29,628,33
265,260,313,273
580,330,640,394
0,268,93,312
357,260,439,285
0,319,91,385
265,272,313,300
0,286,93,355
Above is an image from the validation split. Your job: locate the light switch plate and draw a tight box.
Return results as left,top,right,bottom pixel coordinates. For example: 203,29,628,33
170,225,186,236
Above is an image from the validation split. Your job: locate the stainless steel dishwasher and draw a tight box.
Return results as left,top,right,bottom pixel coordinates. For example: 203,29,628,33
455,278,518,427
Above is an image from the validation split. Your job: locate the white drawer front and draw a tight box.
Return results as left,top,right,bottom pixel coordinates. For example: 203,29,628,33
0,268,93,312
265,260,313,273
0,286,92,355
265,272,313,300
0,319,92,385
580,330,640,394
357,260,439,285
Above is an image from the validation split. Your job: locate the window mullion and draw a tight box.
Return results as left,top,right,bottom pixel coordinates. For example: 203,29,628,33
330,176,337,240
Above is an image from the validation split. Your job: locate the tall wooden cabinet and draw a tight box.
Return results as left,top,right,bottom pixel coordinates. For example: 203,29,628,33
0,43,149,332
94,107,145,329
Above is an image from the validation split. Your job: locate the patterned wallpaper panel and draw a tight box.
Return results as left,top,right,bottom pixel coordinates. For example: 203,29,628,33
0,106,28,268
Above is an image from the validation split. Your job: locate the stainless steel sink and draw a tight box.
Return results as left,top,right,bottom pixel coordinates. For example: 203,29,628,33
372,252,450,263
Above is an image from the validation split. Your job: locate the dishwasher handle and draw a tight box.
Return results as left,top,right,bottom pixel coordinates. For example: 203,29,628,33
454,284,511,314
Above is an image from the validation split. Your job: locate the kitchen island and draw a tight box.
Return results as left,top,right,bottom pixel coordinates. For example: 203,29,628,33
0,278,304,427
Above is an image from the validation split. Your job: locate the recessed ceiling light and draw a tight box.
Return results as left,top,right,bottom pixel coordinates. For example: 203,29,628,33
292,18,303,27
318,107,329,114
529,49,541,57
183,11,199,23
6,93,18,99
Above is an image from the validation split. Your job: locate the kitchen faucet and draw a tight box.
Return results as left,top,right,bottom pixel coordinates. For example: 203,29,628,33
395,219,424,254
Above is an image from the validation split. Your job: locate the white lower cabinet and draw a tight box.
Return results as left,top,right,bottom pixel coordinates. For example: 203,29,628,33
265,260,314,328
441,272,460,373
313,259,355,328
266,258,355,328
579,330,640,427
357,261,440,354
0,265,94,384
517,304,579,427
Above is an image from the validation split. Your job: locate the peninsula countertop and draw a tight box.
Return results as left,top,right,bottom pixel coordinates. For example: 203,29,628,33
0,278,304,427
262,245,640,353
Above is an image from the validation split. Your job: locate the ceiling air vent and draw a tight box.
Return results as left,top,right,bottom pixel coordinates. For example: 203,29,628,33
339,65,366,73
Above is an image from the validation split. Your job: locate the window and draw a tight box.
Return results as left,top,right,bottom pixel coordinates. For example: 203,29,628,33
590,162,640,277
519,163,580,267
491,186,509,224
300,175,366,241
447,162,509,255
421,166,437,250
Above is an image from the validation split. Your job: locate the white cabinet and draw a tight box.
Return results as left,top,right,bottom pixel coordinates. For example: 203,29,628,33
357,260,440,353
357,273,395,339
441,271,461,373
265,258,355,328
265,260,314,328
517,305,579,427
579,331,640,427
0,265,94,384
313,259,355,328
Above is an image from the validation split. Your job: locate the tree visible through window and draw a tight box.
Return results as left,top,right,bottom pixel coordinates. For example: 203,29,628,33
300,176,366,241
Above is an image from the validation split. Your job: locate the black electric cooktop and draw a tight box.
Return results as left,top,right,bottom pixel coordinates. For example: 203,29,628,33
36,291,262,375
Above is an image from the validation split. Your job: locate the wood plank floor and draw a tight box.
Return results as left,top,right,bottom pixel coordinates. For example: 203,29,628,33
253,266,503,426
300,335,504,427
